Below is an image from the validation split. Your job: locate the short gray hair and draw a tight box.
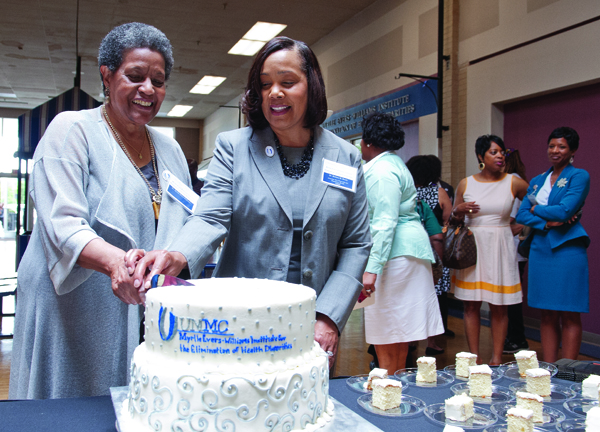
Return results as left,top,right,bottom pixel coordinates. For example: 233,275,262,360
98,22,174,93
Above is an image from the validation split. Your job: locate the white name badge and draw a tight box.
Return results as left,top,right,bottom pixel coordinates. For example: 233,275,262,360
321,159,357,193
162,170,199,214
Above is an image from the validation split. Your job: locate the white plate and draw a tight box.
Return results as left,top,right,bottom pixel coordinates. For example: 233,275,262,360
490,402,565,427
444,364,504,382
555,418,586,432
450,383,513,405
483,425,546,432
499,360,558,381
508,381,574,403
424,403,498,429
345,374,406,394
563,396,599,418
394,368,455,388
357,394,425,417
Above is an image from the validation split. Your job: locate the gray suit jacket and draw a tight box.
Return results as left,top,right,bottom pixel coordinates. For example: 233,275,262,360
171,126,372,331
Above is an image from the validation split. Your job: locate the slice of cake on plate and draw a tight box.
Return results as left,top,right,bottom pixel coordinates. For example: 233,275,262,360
366,368,388,390
507,407,534,432
443,425,465,432
585,406,600,432
371,379,402,410
526,368,551,397
456,352,477,378
468,364,493,397
515,350,539,377
516,391,544,423
445,394,474,422
416,356,437,382
582,374,600,399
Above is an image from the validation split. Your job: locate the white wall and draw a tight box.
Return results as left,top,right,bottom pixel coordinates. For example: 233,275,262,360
466,19,600,175
202,95,243,161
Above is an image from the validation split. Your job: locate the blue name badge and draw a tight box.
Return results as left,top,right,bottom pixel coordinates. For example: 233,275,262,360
321,159,357,193
162,170,199,214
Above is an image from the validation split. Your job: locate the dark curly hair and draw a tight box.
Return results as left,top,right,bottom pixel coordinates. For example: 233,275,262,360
406,155,437,187
548,126,579,151
98,22,174,95
241,36,327,130
361,112,405,151
475,134,505,163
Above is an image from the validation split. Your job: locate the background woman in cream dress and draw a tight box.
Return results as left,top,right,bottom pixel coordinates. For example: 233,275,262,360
452,135,528,365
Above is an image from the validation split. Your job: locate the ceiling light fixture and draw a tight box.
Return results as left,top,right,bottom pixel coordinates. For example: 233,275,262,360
167,105,193,117
228,21,287,56
190,76,227,94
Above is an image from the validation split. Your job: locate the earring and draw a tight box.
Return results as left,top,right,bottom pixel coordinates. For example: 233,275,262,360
104,87,110,105
479,162,485,171
366,144,371,147
570,156,574,164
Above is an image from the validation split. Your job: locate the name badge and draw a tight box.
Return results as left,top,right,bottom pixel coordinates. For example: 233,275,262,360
162,170,199,214
321,159,357,193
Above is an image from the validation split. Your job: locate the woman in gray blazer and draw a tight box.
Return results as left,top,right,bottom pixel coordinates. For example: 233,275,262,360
130,37,372,366
10,23,192,399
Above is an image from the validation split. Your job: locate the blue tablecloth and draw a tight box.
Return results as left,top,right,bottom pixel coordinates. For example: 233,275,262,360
0,374,583,431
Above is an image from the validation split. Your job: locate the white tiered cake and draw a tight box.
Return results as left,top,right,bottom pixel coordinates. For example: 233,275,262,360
121,278,332,432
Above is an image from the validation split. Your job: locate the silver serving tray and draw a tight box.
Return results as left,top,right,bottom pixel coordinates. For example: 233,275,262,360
111,386,384,432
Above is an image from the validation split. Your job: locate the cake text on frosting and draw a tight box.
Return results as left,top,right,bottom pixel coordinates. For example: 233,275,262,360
159,306,293,355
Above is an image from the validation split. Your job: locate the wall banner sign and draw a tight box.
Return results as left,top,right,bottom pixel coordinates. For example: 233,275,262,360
322,80,438,138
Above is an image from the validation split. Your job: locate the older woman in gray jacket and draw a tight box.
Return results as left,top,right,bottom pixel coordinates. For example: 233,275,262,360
10,23,192,399
129,37,372,367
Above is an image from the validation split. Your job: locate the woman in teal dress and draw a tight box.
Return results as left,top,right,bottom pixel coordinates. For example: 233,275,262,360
516,126,590,362
361,112,443,373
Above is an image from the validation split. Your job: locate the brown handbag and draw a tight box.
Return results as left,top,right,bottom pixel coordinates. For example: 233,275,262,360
442,222,477,269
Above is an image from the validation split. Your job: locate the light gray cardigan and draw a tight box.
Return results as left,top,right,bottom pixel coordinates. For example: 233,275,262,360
171,126,372,333
10,107,192,399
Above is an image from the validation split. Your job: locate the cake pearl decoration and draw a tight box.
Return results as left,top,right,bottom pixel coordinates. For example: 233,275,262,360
289,323,292,327
288,305,292,311
279,315,282,320
241,326,245,331
255,320,259,325
267,307,271,311
248,308,252,313
269,327,273,333
219,306,222,311
233,316,236,321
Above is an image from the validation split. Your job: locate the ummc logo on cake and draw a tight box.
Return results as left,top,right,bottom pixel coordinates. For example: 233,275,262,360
158,305,293,355
158,306,232,340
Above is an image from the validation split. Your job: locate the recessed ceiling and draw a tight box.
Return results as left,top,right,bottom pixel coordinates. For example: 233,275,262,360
0,0,380,119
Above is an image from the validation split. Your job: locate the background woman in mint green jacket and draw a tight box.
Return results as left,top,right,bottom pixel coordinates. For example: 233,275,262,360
361,112,444,373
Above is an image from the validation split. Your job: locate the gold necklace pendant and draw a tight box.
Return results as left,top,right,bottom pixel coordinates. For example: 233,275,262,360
152,201,160,219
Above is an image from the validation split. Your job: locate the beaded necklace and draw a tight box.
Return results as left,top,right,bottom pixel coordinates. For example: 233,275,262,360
102,104,162,219
274,132,314,179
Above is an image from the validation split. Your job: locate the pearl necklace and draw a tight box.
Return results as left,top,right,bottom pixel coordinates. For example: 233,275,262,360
102,104,162,218
274,133,314,179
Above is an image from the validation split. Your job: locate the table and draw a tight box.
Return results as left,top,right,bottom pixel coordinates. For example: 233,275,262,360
0,374,584,431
